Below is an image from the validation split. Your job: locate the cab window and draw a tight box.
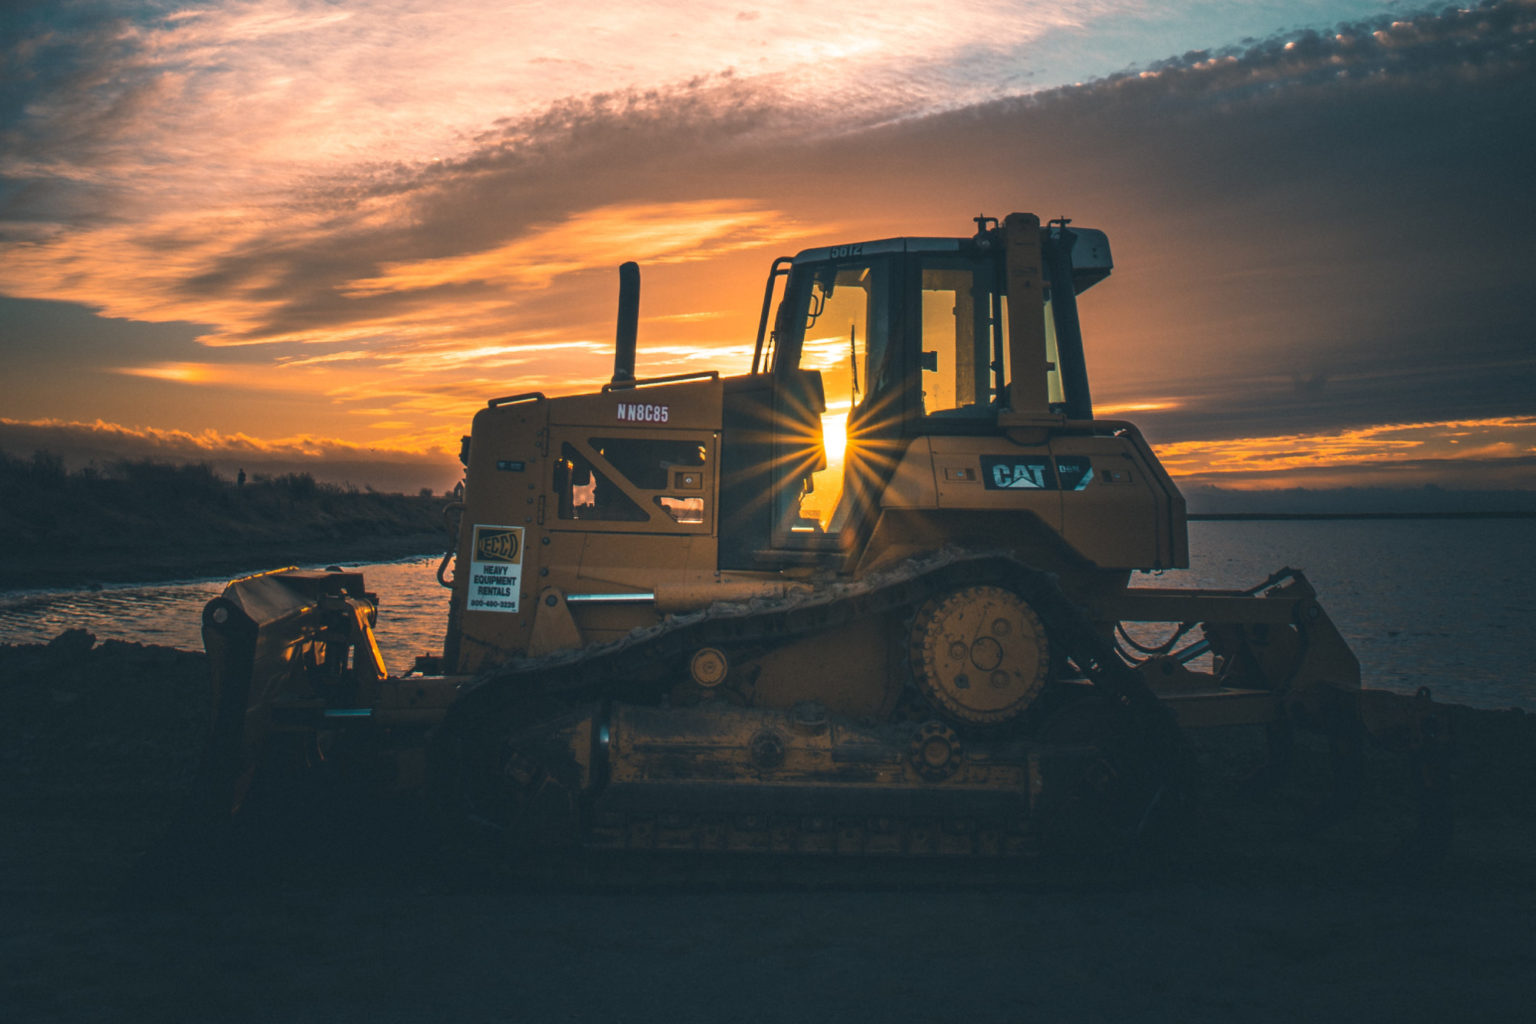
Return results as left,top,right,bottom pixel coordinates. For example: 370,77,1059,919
555,437,710,528
781,258,892,533
555,443,646,521
918,256,1006,418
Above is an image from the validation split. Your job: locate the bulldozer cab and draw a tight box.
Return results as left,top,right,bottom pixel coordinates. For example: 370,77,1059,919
440,213,1140,665
730,216,1112,569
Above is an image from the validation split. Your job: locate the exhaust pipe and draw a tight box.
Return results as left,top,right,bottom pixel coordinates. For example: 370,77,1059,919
612,261,640,386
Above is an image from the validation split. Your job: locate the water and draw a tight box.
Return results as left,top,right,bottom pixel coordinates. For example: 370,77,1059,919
1,521,1531,709
0,555,452,674
1134,519,1536,711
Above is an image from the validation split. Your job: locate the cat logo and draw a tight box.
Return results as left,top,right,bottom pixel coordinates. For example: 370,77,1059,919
980,455,1054,490
474,526,522,563
990,463,1049,489
977,455,1094,491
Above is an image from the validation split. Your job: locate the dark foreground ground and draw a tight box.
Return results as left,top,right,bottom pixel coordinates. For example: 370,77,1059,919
3,636,1534,1024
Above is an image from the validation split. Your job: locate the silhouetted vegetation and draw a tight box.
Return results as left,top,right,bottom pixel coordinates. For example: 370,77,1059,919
0,452,450,589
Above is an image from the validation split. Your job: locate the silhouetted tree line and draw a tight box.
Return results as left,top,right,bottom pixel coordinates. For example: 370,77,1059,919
0,450,441,541
0,452,451,588
1,451,395,500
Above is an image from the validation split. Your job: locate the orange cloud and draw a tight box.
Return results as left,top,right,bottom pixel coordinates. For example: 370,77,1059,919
1158,416,1536,488
113,363,229,384
1095,400,1181,416
342,200,804,298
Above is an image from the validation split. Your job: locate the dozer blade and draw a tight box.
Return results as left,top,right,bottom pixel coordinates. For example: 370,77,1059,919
1096,567,1362,730
197,568,388,815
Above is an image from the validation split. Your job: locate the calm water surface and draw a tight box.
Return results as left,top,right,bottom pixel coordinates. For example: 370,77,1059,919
0,556,451,673
2,520,1531,709
1137,519,1535,710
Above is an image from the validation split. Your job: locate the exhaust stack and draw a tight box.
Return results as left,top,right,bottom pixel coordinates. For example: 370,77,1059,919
612,261,640,386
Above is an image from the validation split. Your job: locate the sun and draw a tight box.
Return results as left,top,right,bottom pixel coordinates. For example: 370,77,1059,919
821,412,848,463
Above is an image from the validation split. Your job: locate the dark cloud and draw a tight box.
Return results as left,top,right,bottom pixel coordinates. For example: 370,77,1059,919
200,1,1536,434
0,295,211,364
848,0,1536,440
0,2,170,227
164,77,814,343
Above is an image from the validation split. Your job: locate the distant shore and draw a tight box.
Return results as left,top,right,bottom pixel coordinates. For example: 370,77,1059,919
0,532,448,592
0,452,452,591
1189,510,1536,521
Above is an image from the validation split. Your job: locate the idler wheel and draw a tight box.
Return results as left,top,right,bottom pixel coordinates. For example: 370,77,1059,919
748,729,786,770
909,720,964,781
910,585,1050,726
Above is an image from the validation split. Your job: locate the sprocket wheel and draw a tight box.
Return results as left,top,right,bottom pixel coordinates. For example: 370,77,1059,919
909,585,1051,726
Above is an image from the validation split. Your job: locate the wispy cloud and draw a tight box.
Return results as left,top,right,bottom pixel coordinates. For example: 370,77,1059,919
2,0,1132,210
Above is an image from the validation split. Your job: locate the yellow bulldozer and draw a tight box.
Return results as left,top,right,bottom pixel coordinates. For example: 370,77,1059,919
201,212,1365,860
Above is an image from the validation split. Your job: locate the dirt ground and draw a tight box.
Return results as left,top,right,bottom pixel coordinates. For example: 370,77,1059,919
3,635,1533,1023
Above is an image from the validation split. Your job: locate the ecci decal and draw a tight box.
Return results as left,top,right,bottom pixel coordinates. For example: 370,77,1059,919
467,524,524,614
475,527,521,562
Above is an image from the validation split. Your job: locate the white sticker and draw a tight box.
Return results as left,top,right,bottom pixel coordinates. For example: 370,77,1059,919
617,402,669,423
467,524,524,613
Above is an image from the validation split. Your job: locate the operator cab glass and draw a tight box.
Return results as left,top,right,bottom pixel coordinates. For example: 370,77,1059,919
917,253,1066,416
918,255,1009,417
762,228,1097,554
785,258,892,533
766,242,1008,548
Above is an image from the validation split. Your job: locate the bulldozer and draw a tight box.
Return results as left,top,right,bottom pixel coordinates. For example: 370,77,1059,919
200,212,1364,860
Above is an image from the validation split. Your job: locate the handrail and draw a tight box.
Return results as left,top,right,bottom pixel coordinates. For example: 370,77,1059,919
564,592,656,604
486,391,546,408
601,371,719,392
752,256,794,375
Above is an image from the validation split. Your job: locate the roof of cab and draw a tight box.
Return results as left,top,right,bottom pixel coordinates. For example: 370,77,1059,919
790,227,1113,286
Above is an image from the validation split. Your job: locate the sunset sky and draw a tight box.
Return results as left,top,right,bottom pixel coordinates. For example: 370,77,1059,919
2,0,1533,498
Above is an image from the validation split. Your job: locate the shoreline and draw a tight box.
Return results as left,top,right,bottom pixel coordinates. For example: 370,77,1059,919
0,531,447,592
1189,510,1536,521
1,469,451,592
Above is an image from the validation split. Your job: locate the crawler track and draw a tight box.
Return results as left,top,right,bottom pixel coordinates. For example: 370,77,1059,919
429,550,1193,861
